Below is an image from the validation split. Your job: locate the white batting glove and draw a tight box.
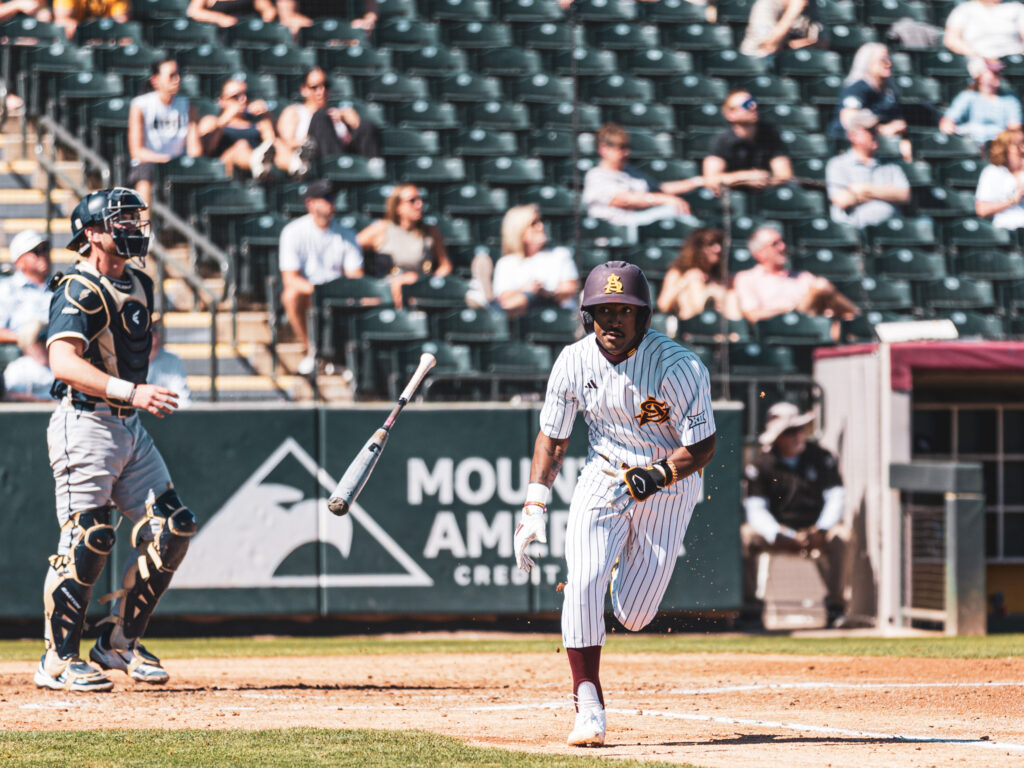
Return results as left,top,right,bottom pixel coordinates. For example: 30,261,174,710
514,504,548,572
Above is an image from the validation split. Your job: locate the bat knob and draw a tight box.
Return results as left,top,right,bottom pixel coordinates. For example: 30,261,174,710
327,497,349,516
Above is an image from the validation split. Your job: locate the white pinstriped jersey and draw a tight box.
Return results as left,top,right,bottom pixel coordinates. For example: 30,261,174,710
539,329,716,483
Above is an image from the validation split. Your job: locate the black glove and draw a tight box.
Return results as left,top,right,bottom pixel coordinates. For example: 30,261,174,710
603,460,676,502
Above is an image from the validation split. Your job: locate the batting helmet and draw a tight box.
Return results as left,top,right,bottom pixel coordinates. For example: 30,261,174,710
579,260,652,333
69,187,150,260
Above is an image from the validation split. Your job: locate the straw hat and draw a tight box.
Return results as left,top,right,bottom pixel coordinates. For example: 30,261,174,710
758,402,815,448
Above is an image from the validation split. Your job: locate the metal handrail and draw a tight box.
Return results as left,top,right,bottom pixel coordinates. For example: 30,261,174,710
33,117,223,401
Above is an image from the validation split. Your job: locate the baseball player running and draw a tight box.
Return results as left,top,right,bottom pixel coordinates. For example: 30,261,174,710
513,261,716,746
35,187,195,692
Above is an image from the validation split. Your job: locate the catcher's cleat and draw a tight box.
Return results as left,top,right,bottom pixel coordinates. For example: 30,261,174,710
34,653,114,692
567,705,606,747
90,630,169,684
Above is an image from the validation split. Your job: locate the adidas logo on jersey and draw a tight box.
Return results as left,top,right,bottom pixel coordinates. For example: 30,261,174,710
584,379,597,389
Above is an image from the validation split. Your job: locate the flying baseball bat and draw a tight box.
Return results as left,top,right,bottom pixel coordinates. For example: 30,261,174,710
327,352,436,516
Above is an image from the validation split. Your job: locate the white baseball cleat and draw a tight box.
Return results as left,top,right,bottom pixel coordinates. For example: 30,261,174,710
90,633,169,684
34,653,114,692
567,705,606,747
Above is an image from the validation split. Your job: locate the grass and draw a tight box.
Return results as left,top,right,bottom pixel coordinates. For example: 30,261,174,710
1,633,1022,662
0,729,698,768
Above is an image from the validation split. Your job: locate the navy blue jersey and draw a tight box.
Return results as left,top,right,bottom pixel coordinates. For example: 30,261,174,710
47,261,154,406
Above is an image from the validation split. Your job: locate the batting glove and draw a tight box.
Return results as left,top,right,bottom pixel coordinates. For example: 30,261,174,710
602,459,677,503
514,504,548,572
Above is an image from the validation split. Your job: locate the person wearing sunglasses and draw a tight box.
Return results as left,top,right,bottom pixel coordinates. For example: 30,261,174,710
278,66,381,177
198,77,286,181
0,229,52,346
703,90,793,193
742,402,849,629
582,123,702,231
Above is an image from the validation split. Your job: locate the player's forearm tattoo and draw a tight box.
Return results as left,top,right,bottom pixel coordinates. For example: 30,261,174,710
540,442,566,486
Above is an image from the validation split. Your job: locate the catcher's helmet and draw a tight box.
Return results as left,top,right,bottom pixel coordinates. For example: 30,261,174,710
68,187,150,259
579,260,652,333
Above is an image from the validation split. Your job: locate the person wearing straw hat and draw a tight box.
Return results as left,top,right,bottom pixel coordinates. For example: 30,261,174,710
741,402,849,628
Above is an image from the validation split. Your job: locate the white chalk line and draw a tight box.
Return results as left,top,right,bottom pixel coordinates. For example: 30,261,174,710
455,699,1024,753
668,680,1024,695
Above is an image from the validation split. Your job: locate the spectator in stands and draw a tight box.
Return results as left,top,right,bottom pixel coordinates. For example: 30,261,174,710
2,319,52,401
742,402,849,628
198,77,287,181
974,127,1024,229
278,179,364,376
0,0,49,24
829,43,911,162
490,204,579,318
656,227,742,321
826,110,910,229
944,0,1024,62
128,57,202,206
357,184,452,308
148,318,192,409
734,225,857,323
582,124,700,228
53,0,126,39
703,91,793,193
186,0,277,28
277,66,380,170
0,229,51,346
739,0,824,59
940,58,1022,148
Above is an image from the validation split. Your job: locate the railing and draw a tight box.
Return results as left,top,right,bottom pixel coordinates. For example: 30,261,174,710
33,116,224,401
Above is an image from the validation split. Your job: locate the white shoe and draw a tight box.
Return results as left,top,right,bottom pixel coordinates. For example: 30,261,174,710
250,139,275,180
567,705,606,747
297,353,317,376
90,632,169,685
34,653,114,692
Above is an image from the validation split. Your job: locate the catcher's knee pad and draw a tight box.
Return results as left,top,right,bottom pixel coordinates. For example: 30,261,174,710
105,489,196,639
44,505,116,658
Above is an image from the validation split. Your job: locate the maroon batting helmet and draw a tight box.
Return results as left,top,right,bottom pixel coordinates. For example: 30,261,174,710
579,261,652,332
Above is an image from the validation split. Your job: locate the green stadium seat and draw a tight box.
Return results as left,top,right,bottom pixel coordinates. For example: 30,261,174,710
235,211,290,300
481,340,553,397
621,129,675,159
937,310,1005,340
911,186,975,219
714,0,756,24
754,185,827,220
428,215,474,247
548,156,598,188
515,306,581,345
350,185,395,216
147,19,218,52
551,46,617,77
499,0,565,22
762,104,820,132
376,0,419,17
395,45,468,77
319,45,391,77
921,275,996,311
443,20,513,49
588,22,659,50
91,41,165,96
507,73,574,103
355,307,432,393
468,156,542,185
523,128,590,157
913,130,982,160
891,74,942,106
777,129,829,159
447,127,518,156
619,48,693,79
875,247,946,285
953,249,1024,283
729,342,798,376
438,182,507,215
683,185,747,224
605,103,676,133
194,183,268,250
936,158,983,190
19,42,93,117
865,0,929,26
176,44,243,78
532,101,602,131
919,50,970,79
802,74,843,106
659,74,728,105
637,217,700,248
518,184,576,215
379,128,439,156
427,0,494,21
702,50,769,79
947,218,1013,250
755,311,835,346
838,310,914,343
678,308,752,345
464,100,532,131
827,22,878,52
318,155,388,184
619,243,679,279
376,18,440,50
88,97,132,179
436,72,504,103
777,49,843,79
313,276,394,362
795,217,862,250
895,159,933,187
865,216,935,251
223,19,293,49
635,157,700,185
677,103,727,131
579,73,655,106
742,74,801,105
75,18,144,46
438,307,511,346
478,46,543,77
395,340,480,400
791,157,827,184
251,46,317,95
401,274,473,312
396,156,467,184
298,18,366,49
131,0,188,18
841,276,914,311
361,72,430,102
663,22,733,51
56,71,123,138
157,156,230,218
792,248,864,282
392,99,459,130
572,0,637,22
640,0,706,24
579,217,630,247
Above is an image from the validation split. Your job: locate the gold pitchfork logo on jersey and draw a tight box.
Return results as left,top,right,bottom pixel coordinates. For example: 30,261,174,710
603,274,624,294
635,396,671,426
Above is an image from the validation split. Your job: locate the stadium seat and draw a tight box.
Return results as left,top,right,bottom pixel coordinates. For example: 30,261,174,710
355,307,431,393
194,183,268,250
427,0,494,21
176,44,244,80
318,155,388,184
587,21,659,50
827,22,878,52
312,278,394,365
947,218,1014,250
376,17,441,50
793,217,862,250
578,217,630,247
663,23,733,51
891,75,942,106
438,183,508,215
791,157,827,184
448,127,518,156
443,20,513,49
395,45,468,77
754,312,835,374
236,212,290,300
88,97,132,179
635,157,700,185
131,0,188,18
838,310,914,343
622,129,675,159
952,249,1024,282
157,156,230,219
350,185,395,216
936,158,984,190
896,159,933,187
874,247,947,285
375,0,419,17
683,128,720,159
913,131,981,160
921,274,996,312
532,101,602,131
728,342,798,376
19,43,94,117
741,74,802,105
776,130,829,159
361,72,430,102
684,185,747,223
75,18,143,46
579,73,655,106
515,306,581,345
298,18,366,49
865,216,935,251
146,18,218,51
702,50,769,79
865,0,929,26
379,128,439,156
507,73,574,103
919,50,970,79
792,248,864,282
396,156,467,184
478,45,543,77
56,72,123,138
659,74,729,105
636,217,699,248
761,104,820,132
548,156,598,188
481,341,552,397
499,0,564,22
523,128,590,157
551,46,617,76
516,184,574,215
619,243,679,279
429,215,475,247
801,74,843,107
223,19,293,50
392,99,459,130
817,0,859,24
462,100,531,131
604,103,676,133
911,186,975,219
640,0,706,24
776,49,844,79
572,0,637,22
401,274,473,317
394,339,480,400
318,45,392,76
438,307,511,348
841,276,914,311
677,103,728,132
714,0,756,24
436,72,504,102
753,185,827,220
619,48,694,79
936,310,1006,340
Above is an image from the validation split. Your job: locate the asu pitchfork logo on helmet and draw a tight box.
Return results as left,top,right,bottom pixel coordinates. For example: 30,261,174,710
579,260,652,333
68,187,150,263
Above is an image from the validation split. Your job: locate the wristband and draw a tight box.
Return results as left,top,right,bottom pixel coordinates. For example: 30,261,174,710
663,459,679,484
525,482,550,506
105,377,134,401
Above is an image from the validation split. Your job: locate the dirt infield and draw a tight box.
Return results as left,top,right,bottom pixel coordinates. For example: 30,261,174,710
3,642,1023,767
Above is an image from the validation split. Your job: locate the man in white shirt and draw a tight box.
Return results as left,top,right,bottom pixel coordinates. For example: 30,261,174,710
0,229,51,345
2,319,52,401
278,179,364,375
945,0,1024,61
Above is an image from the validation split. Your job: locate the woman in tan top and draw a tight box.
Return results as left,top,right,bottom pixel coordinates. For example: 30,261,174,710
656,228,742,320
357,184,452,307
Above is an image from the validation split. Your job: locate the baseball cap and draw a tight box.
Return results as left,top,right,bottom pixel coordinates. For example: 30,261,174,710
581,260,651,309
758,402,815,448
967,57,1004,80
303,178,337,202
9,230,47,261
